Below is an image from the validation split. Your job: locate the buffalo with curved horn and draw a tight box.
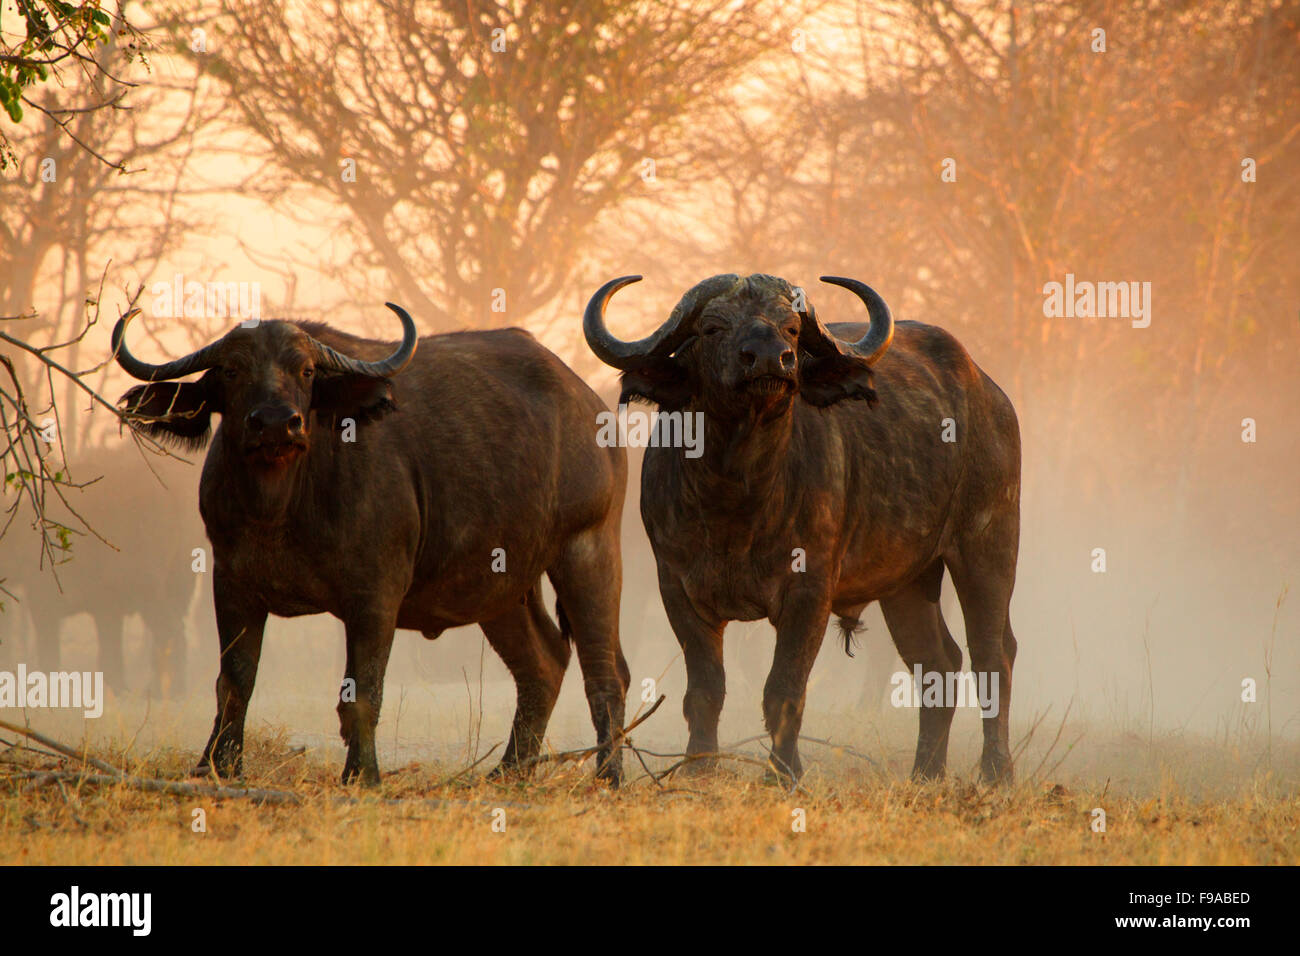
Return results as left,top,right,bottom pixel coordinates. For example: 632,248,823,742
584,273,1021,785
115,306,629,786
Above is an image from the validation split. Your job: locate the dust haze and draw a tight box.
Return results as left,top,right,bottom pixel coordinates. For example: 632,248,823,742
2,0,1297,802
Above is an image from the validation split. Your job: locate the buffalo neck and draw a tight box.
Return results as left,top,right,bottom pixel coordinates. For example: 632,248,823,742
205,426,326,529
678,401,796,504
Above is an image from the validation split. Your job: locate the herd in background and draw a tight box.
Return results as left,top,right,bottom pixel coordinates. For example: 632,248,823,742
3,447,203,699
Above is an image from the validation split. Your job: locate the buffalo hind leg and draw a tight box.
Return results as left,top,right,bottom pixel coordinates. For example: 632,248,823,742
657,570,726,774
337,604,398,787
880,578,962,780
196,571,267,778
483,585,571,778
547,526,629,786
947,533,1018,785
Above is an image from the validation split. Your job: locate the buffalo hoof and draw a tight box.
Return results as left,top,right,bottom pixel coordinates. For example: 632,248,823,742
909,756,947,782
761,767,798,789
679,753,719,777
194,738,242,779
341,763,381,787
761,756,802,790
594,758,623,790
486,760,529,782
979,755,1014,787
191,760,240,780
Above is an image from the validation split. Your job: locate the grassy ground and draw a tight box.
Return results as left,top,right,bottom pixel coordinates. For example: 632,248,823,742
5,581,1297,864
3,723,1297,865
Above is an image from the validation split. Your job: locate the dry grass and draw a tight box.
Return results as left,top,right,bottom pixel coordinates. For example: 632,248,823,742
3,726,1297,865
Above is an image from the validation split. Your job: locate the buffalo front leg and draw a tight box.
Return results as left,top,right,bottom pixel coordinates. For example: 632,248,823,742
657,571,727,774
764,590,831,785
196,571,267,778
337,605,398,787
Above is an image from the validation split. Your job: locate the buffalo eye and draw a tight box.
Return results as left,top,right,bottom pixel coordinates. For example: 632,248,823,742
301,367,314,380
702,325,723,337
222,366,238,381
784,326,798,337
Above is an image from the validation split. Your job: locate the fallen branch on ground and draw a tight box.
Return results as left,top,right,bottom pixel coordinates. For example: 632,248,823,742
515,693,667,774
13,770,301,805
435,742,500,788
8,770,538,811
722,732,884,770
0,720,537,809
0,718,122,776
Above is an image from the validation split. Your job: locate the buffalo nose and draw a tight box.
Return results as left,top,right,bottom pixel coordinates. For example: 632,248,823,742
741,344,795,375
247,406,304,434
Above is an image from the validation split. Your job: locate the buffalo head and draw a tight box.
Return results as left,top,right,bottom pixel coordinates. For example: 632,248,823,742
112,304,417,470
583,274,894,418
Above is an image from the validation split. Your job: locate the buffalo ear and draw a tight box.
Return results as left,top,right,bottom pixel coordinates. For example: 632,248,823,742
118,374,219,450
618,360,694,411
798,353,879,409
311,372,397,426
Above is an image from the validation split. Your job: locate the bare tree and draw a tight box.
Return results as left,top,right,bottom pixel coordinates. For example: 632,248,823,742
169,0,806,329
1,1,218,577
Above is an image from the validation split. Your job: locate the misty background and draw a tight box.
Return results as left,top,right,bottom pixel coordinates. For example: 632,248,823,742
2,0,1297,794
